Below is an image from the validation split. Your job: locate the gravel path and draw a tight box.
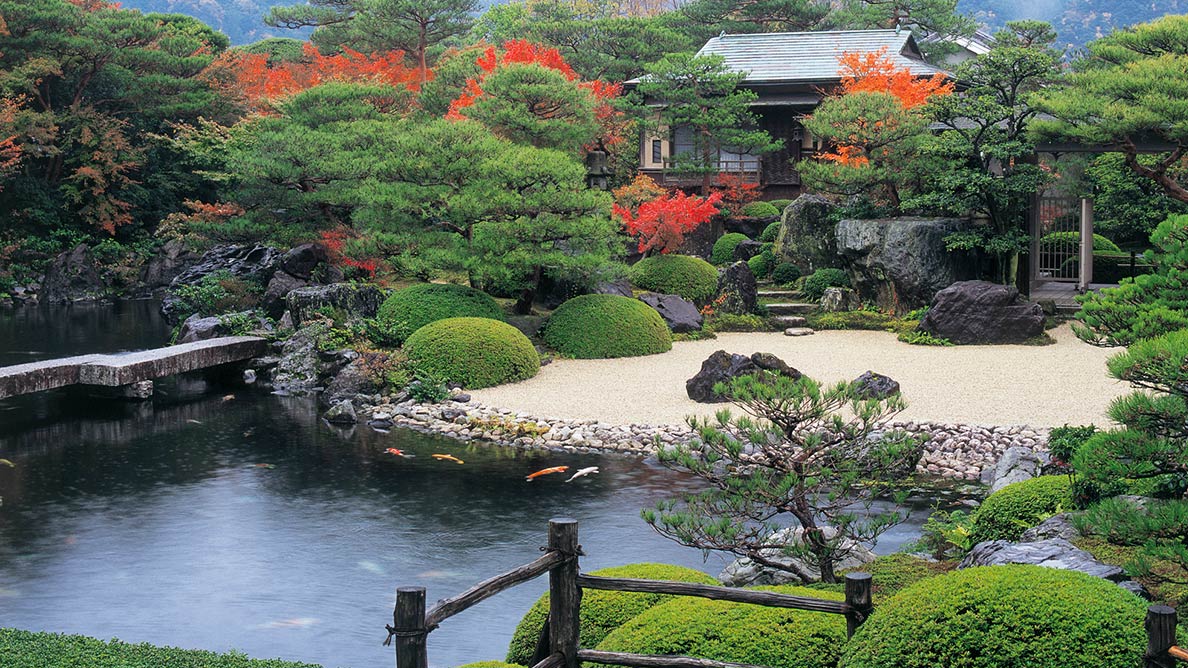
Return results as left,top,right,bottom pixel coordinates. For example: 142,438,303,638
471,324,1127,428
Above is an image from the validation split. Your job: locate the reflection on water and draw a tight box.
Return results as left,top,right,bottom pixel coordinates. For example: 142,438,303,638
0,299,170,366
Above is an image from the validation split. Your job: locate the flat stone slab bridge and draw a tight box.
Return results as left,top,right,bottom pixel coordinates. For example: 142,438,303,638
0,336,268,400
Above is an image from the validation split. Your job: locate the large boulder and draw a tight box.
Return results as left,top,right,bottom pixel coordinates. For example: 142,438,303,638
593,279,633,298
958,538,1126,582
773,194,843,273
919,280,1045,344
836,217,976,313
175,310,269,344
719,527,876,586
686,350,799,402
732,239,764,262
820,287,861,313
638,292,703,333
162,244,280,323
988,445,1043,492
715,261,757,315
137,239,197,297
263,271,309,318
286,283,385,327
852,371,900,399
41,244,108,303
279,243,334,280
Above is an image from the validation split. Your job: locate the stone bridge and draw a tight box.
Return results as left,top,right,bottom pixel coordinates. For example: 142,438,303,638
0,336,268,400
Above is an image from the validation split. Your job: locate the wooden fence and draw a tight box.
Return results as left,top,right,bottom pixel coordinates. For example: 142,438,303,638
1146,605,1188,667
385,518,873,668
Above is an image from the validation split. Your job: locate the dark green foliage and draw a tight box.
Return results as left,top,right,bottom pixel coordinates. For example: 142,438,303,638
170,271,262,322
969,476,1072,543
628,255,719,304
710,233,749,266
741,201,780,218
375,283,504,346
238,38,307,64
594,584,846,668
407,368,451,403
0,628,320,668
768,199,793,211
543,294,671,359
1039,231,1121,252
746,246,774,279
1048,424,1098,465
759,221,782,243
1073,215,1188,347
913,508,976,559
1085,153,1188,247
840,565,1149,668
801,268,850,301
404,317,539,389
770,262,801,285
505,563,716,665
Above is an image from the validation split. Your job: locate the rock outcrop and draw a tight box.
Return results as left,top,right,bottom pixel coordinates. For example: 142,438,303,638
820,287,861,313
919,281,1045,345
638,292,703,333
161,244,280,323
715,261,757,315
286,283,385,327
41,245,108,303
773,194,843,273
687,350,800,403
959,538,1126,582
719,527,876,586
852,371,900,399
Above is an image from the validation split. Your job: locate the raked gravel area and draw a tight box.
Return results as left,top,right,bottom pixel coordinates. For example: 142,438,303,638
472,324,1126,429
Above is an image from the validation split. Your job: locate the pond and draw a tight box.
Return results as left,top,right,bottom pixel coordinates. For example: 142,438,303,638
0,301,963,668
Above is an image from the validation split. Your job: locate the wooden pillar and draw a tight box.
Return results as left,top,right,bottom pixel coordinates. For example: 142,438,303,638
844,572,873,639
394,587,428,668
1080,197,1094,292
1146,605,1177,668
548,518,581,668
1026,191,1041,294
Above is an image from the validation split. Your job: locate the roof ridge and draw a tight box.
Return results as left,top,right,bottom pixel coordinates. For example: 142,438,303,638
714,28,904,39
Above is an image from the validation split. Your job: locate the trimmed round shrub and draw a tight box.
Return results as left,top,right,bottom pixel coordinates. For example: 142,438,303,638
711,232,750,265
747,246,774,278
376,283,504,345
506,563,715,665
543,295,671,359
1040,231,1122,253
970,475,1072,543
771,262,801,285
769,198,793,210
595,584,846,668
628,254,719,304
844,553,953,600
760,221,781,242
404,317,539,389
841,565,1148,668
802,268,850,301
742,201,780,218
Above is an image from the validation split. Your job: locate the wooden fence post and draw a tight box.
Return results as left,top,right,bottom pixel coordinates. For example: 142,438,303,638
394,586,428,668
844,572,872,639
1146,605,1178,668
548,518,581,668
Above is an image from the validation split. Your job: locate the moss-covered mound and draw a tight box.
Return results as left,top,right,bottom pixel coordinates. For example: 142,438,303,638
405,317,539,389
711,233,750,265
970,475,1072,543
543,295,672,359
628,255,719,304
506,563,715,665
594,584,847,668
376,283,504,345
840,565,1148,668
0,629,320,668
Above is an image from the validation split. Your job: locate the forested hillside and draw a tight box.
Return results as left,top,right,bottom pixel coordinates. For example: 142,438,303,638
959,0,1188,49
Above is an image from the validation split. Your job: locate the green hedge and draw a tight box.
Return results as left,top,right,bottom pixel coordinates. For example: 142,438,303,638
594,584,847,668
742,201,780,218
970,475,1072,544
840,565,1148,668
375,283,504,345
0,629,320,668
760,221,782,243
506,564,715,665
1039,231,1122,252
802,268,850,301
542,295,672,359
405,317,539,389
628,255,719,304
711,233,750,265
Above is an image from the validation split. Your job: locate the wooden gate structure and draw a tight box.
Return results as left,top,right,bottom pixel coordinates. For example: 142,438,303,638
386,518,873,668
1029,194,1094,294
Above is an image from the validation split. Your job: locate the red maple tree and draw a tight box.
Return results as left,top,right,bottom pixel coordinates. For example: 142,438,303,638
319,227,381,277
614,190,723,255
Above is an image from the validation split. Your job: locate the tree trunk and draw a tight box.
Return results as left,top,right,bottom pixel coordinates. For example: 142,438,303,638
514,265,543,315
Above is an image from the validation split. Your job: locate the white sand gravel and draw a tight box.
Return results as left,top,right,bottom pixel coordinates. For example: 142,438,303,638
471,324,1128,428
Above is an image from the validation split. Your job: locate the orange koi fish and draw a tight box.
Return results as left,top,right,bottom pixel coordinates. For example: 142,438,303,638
385,448,415,459
525,466,569,481
432,454,464,464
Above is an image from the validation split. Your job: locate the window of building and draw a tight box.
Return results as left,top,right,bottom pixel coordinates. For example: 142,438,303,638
651,139,663,164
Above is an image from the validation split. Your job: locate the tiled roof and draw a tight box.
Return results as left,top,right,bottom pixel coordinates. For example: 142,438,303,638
694,29,950,84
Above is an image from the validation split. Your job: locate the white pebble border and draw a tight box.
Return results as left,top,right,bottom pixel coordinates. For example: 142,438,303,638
360,396,1048,482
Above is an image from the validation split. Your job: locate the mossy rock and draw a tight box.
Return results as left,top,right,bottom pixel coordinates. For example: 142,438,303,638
628,255,719,304
970,475,1072,543
506,563,716,665
542,295,671,359
375,283,504,345
840,565,1149,668
711,233,750,265
593,584,847,668
405,317,539,389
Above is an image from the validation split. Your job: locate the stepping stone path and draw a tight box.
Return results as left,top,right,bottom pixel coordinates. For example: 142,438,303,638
759,286,817,337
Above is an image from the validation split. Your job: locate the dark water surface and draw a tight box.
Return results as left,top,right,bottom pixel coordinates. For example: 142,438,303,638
0,302,949,668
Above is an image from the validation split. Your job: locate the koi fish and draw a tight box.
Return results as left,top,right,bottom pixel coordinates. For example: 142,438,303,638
525,466,569,481
0,459,14,468
222,394,235,402
432,454,464,464
385,448,415,458
249,463,275,469
564,466,599,483
186,419,203,425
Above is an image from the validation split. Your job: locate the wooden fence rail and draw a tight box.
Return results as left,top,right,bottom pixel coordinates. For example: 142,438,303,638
387,518,872,668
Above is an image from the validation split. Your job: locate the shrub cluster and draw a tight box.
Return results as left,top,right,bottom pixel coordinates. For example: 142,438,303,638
404,317,539,389
801,268,850,301
760,221,782,243
747,245,775,278
741,201,781,218
970,475,1072,543
711,233,750,265
505,563,715,665
771,262,801,285
375,283,504,345
628,255,719,304
0,629,320,668
595,584,847,668
840,565,1149,668
543,295,672,359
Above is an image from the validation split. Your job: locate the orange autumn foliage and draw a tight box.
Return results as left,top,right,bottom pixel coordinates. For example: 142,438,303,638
837,48,954,109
